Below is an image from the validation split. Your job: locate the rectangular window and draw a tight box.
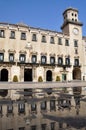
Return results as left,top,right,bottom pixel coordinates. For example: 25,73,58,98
0,30,5,38
65,57,70,65
62,74,66,81
41,124,46,130
65,39,69,46
50,57,55,64
9,53,14,62
41,35,46,43
31,103,36,111
32,34,37,41
41,56,46,64
74,59,79,66
0,105,2,114
41,101,46,110
31,125,36,130
19,54,26,63
50,100,55,111
74,40,78,47
51,122,55,130
32,55,37,63
10,31,15,39
58,57,63,65
75,49,78,54
50,37,54,44
18,103,25,114
58,38,62,45
7,104,13,114
21,32,26,40
0,53,4,62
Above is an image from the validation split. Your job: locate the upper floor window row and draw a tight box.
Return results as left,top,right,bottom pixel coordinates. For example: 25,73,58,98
0,29,70,45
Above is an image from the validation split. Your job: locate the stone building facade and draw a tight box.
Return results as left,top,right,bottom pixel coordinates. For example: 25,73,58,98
0,7,86,130
0,7,86,83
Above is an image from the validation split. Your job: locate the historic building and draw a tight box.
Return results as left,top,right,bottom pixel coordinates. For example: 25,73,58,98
0,7,86,130
0,7,86,83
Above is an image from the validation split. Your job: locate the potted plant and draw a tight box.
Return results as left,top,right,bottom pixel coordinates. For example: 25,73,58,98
13,75,18,82
38,76,43,82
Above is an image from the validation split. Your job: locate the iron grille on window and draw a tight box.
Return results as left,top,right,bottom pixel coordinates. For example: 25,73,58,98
58,57,63,65
19,54,26,63
65,58,70,65
50,57,55,64
41,56,46,64
74,59,79,66
31,103,36,111
18,103,25,113
9,53,14,62
32,55,37,63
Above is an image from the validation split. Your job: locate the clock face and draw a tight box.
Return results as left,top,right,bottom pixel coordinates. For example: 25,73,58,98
73,28,79,35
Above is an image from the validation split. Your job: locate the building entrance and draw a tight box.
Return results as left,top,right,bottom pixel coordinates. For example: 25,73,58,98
46,70,52,81
73,68,81,80
0,69,8,97
24,68,32,81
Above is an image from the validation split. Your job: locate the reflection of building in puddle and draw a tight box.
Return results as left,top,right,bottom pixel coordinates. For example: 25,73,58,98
0,93,86,130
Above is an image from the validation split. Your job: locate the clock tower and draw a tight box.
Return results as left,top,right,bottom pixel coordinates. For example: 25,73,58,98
61,7,83,80
61,7,83,36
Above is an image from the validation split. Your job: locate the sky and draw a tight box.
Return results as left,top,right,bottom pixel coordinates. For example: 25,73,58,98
0,0,86,35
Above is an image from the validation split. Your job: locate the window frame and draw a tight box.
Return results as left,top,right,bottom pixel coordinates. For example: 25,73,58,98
65,57,70,65
65,39,69,46
9,53,14,62
19,54,26,63
18,103,25,114
74,40,78,47
32,55,37,63
10,31,15,39
0,30,5,38
32,34,37,41
21,32,26,40
50,57,55,64
50,36,54,44
41,56,47,64
41,35,46,43
0,53,4,62
41,101,47,110
58,37,62,45
58,57,63,65
7,104,13,114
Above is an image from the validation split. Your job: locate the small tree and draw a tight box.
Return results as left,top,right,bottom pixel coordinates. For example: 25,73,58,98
13,75,18,82
56,76,60,81
38,76,43,82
